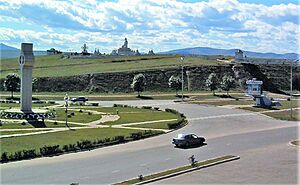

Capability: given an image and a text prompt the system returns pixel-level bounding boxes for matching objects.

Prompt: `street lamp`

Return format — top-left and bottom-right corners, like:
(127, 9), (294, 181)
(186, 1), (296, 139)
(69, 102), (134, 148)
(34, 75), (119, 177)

(64, 94), (70, 129)
(181, 56), (185, 101)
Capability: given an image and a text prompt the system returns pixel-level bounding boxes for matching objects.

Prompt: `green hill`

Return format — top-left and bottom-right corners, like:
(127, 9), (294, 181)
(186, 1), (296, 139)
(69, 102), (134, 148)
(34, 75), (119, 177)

(0, 55), (224, 78)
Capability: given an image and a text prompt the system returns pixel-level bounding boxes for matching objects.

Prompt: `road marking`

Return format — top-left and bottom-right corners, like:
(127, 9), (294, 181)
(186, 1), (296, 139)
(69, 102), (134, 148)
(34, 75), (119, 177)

(112, 170), (120, 173)
(188, 112), (257, 121)
(165, 158), (171, 161)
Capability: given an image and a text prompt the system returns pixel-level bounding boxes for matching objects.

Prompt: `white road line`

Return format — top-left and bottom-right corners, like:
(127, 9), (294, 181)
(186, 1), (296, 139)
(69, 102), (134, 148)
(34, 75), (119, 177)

(188, 112), (257, 121)
(112, 170), (120, 173)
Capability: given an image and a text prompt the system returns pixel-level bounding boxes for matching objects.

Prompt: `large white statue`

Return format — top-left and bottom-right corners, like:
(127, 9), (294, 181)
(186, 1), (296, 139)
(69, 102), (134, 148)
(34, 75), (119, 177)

(19, 43), (35, 113)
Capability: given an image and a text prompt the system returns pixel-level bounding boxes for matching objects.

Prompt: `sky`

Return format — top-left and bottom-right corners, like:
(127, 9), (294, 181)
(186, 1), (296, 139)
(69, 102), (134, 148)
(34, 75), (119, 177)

(0, 0), (299, 54)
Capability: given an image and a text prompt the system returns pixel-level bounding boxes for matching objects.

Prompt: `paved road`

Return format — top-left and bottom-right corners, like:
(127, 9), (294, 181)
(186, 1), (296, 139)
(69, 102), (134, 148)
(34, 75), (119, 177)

(1, 100), (299, 184)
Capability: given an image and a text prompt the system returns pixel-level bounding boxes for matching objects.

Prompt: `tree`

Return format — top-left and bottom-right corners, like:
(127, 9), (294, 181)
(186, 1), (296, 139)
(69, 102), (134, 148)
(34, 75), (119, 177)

(168, 75), (182, 96)
(131, 73), (146, 97)
(221, 74), (235, 95)
(205, 73), (219, 95)
(4, 74), (20, 99)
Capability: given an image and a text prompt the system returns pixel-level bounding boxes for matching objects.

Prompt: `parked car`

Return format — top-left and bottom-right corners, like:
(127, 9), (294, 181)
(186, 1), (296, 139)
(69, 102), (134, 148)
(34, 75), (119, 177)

(172, 133), (205, 147)
(71, 96), (88, 103)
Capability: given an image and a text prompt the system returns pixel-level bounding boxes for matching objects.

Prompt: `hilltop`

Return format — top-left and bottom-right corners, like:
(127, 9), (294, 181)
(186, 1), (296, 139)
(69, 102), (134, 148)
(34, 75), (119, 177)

(161, 47), (299, 59)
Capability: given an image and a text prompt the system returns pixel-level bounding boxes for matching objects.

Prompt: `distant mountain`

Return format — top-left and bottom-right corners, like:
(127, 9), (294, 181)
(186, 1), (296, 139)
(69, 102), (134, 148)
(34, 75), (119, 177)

(160, 47), (299, 59)
(0, 43), (47, 59)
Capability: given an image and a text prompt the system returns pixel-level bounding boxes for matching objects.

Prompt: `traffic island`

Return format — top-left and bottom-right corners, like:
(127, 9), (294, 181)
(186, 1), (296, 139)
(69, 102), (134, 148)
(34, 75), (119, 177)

(290, 140), (300, 147)
(114, 155), (240, 185)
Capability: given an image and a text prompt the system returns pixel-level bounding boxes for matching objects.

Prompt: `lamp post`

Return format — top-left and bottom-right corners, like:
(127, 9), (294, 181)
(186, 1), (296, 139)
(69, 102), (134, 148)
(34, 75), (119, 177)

(64, 94), (70, 129)
(181, 56), (185, 101)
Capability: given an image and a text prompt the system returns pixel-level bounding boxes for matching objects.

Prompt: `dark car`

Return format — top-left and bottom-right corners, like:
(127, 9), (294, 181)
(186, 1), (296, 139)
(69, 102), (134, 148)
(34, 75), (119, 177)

(71, 96), (88, 103)
(172, 133), (205, 147)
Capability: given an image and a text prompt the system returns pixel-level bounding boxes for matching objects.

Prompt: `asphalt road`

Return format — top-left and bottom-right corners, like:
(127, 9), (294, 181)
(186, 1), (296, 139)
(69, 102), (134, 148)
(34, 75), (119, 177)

(1, 100), (299, 184)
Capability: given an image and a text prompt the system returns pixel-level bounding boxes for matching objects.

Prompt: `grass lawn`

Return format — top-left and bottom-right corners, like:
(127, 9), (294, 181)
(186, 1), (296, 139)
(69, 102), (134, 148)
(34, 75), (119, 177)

(0, 55), (223, 78)
(0, 121), (84, 129)
(49, 109), (102, 123)
(0, 130), (51, 135)
(263, 110), (300, 121)
(0, 128), (162, 155)
(125, 119), (180, 129)
(105, 111), (180, 125)
(191, 99), (253, 106)
(240, 99), (300, 112)
(0, 103), (56, 110)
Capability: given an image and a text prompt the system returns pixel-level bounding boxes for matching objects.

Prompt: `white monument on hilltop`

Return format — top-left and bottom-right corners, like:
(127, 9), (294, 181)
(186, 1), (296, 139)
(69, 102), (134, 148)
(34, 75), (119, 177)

(19, 43), (35, 113)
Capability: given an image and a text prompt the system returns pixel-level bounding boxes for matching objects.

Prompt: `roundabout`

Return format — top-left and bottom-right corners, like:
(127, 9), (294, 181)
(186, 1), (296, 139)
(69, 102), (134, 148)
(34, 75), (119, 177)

(1, 99), (298, 184)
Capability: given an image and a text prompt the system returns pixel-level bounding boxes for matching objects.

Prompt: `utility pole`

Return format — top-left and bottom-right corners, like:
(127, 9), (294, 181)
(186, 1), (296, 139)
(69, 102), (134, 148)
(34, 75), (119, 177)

(64, 94), (70, 129)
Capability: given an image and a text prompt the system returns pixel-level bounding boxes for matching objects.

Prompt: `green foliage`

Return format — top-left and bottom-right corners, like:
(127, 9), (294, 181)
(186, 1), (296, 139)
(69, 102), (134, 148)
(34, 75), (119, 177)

(205, 73), (219, 95)
(220, 74), (235, 95)
(4, 73), (20, 98)
(131, 73), (146, 97)
(168, 75), (182, 95)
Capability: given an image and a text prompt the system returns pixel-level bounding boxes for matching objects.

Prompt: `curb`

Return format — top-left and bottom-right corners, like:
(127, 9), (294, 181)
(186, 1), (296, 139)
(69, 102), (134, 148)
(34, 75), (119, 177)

(135, 155), (240, 185)
(289, 140), (300, 148)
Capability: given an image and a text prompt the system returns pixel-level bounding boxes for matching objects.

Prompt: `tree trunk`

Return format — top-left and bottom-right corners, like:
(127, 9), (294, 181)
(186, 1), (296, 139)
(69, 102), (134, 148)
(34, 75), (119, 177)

(176, 90), (178, 96)
(138, 91), (140, 97)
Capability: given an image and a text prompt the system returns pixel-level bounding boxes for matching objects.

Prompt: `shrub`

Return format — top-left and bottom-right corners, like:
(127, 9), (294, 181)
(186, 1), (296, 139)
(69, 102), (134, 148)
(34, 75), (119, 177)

(142, 106), (152, 109)
(77, 140), (92, 149)
(21, 121), (26, 125)
(70, 112), (75, 116)
(130, 132), (143, 140)
(0, 121), (2, 126)
(22, 149), (37, 159)
(40, 145), (61, 156)
(67, 114), (72, 118)
(154, 107), (160, 111)
(54, 121), (58, 125)
(104, 138), (111, 143)
(165, 108), (180, 115)
(79, 109), (83, 113)
(88, 112), (92, 115)
(114, 136), (125, 142)
(14, 151), (23, 160)
(168, 119), (187, 129)
(1, 152), (9, 162)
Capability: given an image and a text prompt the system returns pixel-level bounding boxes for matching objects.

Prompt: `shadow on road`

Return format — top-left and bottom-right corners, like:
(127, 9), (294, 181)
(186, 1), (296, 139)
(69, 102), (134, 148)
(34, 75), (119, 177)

(175, 143), (207, 149)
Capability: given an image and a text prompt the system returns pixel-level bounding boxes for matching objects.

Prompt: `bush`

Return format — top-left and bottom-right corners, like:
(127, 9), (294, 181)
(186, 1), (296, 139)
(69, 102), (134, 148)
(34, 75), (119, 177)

(70, 112), (75, 116)
(77, 140), (92, 149)
(79, 109), (83, 113)
(54, 121), (58, 125)
(114, 136), (125, 143)
(154, 107), (160, 111)
(88, 112), (92, 115)
(21, 121), (26, 125)
(22, 149), (37, 159)
(1, 152), (9, 162)
(168, 119), (187, 129)
(130, 132), (143, 140)
(40, 145), (61, 156)
(165, 108), (180, 115)
(14, 151), (23, 160)
(142, 106), (152, 109)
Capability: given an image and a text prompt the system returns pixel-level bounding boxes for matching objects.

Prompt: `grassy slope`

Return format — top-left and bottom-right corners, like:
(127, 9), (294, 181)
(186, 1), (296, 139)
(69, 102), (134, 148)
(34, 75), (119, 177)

(0, 55), (222, 78)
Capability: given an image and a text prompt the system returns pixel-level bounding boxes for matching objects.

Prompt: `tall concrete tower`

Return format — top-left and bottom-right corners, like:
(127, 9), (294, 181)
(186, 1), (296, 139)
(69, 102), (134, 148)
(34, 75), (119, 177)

(19, 43), (35, 113)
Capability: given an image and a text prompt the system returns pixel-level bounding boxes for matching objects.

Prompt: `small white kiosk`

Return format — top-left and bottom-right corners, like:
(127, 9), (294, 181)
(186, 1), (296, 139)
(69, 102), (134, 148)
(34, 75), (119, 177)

(246, 78), (281, 108)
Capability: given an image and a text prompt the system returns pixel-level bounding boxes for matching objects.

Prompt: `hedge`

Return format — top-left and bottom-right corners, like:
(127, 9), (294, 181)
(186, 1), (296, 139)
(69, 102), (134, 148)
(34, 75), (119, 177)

(0, 130), (160, 163)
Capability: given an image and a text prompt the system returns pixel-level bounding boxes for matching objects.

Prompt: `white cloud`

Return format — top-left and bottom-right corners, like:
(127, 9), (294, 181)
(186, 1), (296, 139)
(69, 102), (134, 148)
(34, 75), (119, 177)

(0, 0), (299, 53)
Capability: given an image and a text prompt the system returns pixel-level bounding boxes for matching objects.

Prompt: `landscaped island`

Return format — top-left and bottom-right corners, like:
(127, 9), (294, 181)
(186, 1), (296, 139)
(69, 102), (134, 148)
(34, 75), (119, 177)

(0, 102), (186, 163)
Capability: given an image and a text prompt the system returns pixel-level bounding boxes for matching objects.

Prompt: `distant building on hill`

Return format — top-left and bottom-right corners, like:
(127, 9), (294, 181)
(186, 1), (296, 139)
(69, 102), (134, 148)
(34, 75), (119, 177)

(47, 48), (62, 55)
(235, 49), (244, 60)
(148, 49), (155, 55)
(111, 38), (137, 56)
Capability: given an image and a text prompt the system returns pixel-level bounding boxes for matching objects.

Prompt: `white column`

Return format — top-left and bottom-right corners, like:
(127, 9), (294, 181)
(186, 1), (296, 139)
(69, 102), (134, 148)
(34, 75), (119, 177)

(20, 66), (33, 113)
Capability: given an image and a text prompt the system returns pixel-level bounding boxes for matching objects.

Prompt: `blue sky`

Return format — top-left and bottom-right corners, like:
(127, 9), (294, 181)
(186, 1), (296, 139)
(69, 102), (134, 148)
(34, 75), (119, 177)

(0, 0), (299, 54)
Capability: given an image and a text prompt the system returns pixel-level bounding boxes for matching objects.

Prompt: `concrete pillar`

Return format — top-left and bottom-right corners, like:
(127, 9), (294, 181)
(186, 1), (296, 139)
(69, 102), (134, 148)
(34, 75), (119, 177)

(19, 43), (35, 113)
